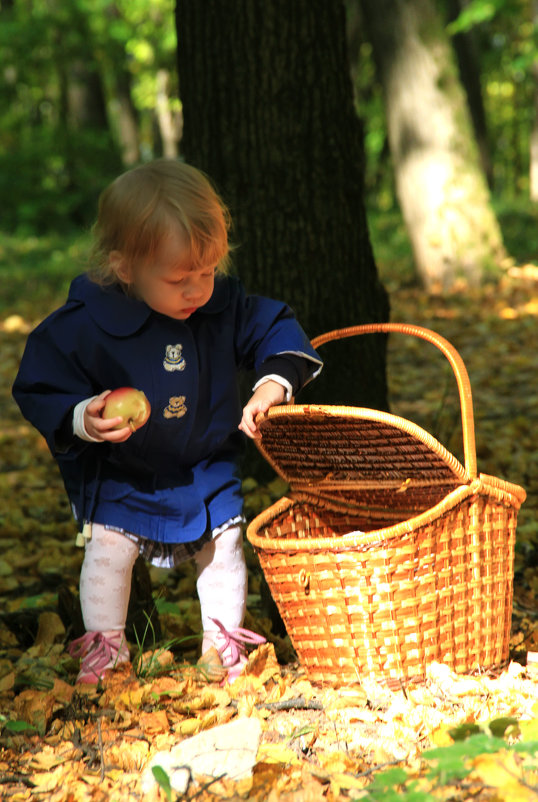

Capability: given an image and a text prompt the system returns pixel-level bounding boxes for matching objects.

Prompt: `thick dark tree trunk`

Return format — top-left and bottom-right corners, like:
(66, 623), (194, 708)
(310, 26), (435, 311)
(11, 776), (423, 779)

(175, 0), (389, 410)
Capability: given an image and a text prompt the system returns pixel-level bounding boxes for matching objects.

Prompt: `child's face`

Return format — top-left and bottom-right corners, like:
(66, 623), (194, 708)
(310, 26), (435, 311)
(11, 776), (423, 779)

(119, 226), (216, 320)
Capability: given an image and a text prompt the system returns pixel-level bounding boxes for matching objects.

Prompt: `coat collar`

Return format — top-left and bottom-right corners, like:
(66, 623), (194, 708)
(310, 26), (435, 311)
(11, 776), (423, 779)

(68, 274), (231, 336)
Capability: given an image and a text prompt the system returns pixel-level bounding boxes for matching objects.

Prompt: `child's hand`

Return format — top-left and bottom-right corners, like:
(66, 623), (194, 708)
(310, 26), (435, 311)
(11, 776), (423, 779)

(84, 390), (133, 442)
(239, 380), (286, 439)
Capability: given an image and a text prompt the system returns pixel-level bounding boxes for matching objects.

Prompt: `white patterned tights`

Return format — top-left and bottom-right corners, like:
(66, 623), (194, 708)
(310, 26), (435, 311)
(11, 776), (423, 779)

(79, 523), (248, 660)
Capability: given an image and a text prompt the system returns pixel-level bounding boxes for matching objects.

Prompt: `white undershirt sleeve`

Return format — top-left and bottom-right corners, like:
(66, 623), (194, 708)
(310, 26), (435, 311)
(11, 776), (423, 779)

(73, 397), (104, 442)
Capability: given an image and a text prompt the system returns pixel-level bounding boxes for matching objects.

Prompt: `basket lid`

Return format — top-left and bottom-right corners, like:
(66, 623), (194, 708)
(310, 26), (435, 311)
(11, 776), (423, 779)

(255, 403), (467, 508)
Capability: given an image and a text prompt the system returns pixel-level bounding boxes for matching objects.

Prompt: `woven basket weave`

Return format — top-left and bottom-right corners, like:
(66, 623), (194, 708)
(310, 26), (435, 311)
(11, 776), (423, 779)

(246, 323), (526, 686)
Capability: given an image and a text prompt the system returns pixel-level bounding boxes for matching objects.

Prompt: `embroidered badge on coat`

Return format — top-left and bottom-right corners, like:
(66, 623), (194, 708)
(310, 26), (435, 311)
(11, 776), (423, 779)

(163, 344), (186, 372)
(164, 396), (187, 419)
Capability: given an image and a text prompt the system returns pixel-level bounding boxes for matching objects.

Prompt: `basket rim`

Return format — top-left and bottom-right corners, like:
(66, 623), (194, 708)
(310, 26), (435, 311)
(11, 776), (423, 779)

(255, 402), (469, 487)
(310, 323), (478, 477)
(246, 472), (526, 552)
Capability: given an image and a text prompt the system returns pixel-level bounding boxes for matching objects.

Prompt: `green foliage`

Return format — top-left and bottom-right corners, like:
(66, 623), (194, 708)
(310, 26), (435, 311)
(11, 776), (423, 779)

(351, 0), (537, 212)
(0, 232), (87, 320)
(2, 719), (38, 734)
(363, 727), (538, 801)
(446, 0), (536, 197)
(0, 129), (121, 234)
(446, 0), (506, 33)
(449, 716), (519, 740)
(494, 198), (538, 263)
(131, 610), (196, 681)
(1, 0), (536, 238)
(424, 734), (509, 781)
(0, 0), (177, 233)
(151, 765), (174, 801)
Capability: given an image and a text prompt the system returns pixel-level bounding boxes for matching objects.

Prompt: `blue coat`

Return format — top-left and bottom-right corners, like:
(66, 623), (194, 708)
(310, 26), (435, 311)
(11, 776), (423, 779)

(13, 274), (322, 543)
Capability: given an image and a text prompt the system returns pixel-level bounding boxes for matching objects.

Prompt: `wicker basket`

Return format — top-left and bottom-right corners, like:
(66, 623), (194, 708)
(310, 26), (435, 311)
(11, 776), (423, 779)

(246, 323), (526, 686)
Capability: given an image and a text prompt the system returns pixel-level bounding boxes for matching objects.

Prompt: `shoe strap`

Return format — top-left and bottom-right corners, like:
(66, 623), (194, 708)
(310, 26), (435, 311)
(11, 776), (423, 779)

(209, 617), (266, 664)
(68, 630), (123, 661)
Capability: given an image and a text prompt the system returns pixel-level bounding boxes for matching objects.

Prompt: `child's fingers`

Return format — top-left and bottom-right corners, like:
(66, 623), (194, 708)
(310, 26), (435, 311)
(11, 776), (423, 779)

(239, 405), (264, 439)
(239, 419), (261, 439)
(101, 425), (133, 442)
(86, 390), (111, 416)
(92, 415), (133, 441)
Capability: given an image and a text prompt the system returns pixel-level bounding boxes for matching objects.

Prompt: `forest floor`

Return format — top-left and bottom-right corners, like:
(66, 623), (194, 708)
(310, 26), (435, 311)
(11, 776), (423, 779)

(0, 231), (537, 801)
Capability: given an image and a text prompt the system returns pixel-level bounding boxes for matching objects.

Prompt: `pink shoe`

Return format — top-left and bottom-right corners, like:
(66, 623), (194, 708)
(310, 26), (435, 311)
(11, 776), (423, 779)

(208, 618), (266, 683)
(68, 630), (130, 684)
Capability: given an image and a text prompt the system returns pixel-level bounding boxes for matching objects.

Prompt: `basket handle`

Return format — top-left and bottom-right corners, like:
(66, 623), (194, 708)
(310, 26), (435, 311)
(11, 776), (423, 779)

(310, 322), (477, 480)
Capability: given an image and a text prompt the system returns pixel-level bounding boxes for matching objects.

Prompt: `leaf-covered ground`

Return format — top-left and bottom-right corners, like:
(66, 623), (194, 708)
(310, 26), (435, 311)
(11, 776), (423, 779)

(0, 234), (537, 801)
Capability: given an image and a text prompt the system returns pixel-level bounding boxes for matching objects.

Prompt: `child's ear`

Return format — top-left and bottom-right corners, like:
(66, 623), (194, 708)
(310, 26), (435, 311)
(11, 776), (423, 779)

(109, 251), (131, 284)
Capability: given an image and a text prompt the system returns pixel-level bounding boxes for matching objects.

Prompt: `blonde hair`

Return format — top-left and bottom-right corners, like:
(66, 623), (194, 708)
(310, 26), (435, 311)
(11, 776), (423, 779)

(88, 159), (233, 285)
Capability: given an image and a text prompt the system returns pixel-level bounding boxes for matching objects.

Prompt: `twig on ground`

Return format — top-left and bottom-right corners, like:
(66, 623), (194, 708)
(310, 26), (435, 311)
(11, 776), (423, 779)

(97, 717), (105, 782)
(255, 696), (324, 711)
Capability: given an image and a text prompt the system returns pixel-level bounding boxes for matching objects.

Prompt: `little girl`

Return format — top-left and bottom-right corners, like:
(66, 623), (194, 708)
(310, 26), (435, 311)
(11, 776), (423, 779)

(13, 159), (322, 684)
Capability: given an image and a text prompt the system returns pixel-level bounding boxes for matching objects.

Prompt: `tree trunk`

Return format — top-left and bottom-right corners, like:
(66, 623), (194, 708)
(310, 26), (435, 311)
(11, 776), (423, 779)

(445, 0), (494, 189)
(67, 62), (109, 131)
(110, 72), (140, 166)
(360, 0), (505, 291)
(156, 69), (181, 158)
(175, 0), (389, 409)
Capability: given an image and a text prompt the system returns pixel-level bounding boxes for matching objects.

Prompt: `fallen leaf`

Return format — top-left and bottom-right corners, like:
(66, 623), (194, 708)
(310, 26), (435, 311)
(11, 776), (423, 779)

(138, 709), (169, 735)
(33, 612), (65, 647)
(470, 751), (536, 801)
(257, 743), (301, 765)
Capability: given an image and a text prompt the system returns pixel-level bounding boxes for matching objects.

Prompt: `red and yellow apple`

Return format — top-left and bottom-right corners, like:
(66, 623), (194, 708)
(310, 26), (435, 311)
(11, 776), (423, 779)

(103, 387), (151, 432)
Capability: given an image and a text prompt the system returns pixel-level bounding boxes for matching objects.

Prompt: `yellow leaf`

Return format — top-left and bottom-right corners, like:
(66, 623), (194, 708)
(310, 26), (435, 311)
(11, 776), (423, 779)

(292, 679), (316, 701)
(29, 765), (68, 793)
(321, 686), (366, 710)
(330, 772), (367, 791)
(316, 750), (357, 774)
(429, 725), (454, 747)
(204, 686), (232, 707)
(192, 686), (231, 709)
(149, 675), (188, 698)
(118, 686), (145, 708)
(106, 740), (149, 771)
(246, 642), (281, 684)
(198, 707), (235, 729)
(499, 306), (518, 319)
(257, 743), (301, 765)
(470, 751), (535, 800)
(29, 746), (69, 770)
(0, 671), (15, 692)
(523, 299), (538, 315)
(197, 646), (227, 682)
(138, 648), (175, 674)
(519, 718), (538, 741)
(175, 717), (201, 736)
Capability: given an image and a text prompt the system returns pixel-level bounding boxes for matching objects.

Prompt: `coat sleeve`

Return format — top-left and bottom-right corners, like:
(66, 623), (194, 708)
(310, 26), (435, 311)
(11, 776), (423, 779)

(233, 282), (322, 391)
(12, 308), (98, 456)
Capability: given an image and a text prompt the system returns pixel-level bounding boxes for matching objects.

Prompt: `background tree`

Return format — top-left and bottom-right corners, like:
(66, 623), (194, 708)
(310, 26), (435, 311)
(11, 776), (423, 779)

(2, 0), (537, 265)
(175, 0), (390, 410)
(359, 0), (505, 291)
(445, 0), (494, 188)
(0, 0), (180, 232)
(446, 0), (538, 204)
